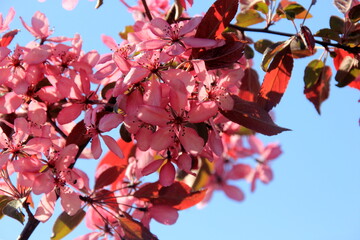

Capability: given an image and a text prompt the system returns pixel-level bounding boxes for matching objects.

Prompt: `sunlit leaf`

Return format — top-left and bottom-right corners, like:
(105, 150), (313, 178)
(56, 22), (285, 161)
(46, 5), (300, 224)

(236, 9), (264, 27)
(191, 158), (213, 191)
(239, 67), (260, 102)
(0, 29), (19, 47)
(261, 38), (292, 72)
(304, 59), (325, 88)
(119, 212), (158, 240)
(290, 36), (316, 58)
(94, 165), (126, 190)
(254, 39), (274, 54)
(0, 195), (15, 220)
(258, 46), (294, 112)
(304, 66), (332, 114)
(51, 209), (86, 240)
(97, 138), (135, 191)
(195, 0), (239, 40)
(119, 25), (134, 40)
(2, 199), (25, 224)
(315, 28), (341, 42)
(220, 95), (290, 135)
(335, 56), (360, 87)
(253, 2), (268, 14)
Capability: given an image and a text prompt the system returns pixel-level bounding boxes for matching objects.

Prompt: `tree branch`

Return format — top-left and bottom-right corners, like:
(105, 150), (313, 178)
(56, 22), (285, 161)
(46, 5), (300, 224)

(229, 24), (360, 54)
(18, 203), (40, 240)
(141, 0), (153, 21)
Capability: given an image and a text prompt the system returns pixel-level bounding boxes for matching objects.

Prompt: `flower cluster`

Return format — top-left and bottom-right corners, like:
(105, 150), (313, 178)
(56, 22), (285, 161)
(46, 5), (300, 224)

(0, 1), (283, 239)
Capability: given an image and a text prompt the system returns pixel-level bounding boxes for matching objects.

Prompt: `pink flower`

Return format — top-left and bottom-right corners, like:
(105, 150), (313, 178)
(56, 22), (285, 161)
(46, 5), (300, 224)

(138, 17), (220, 55)
(247, 135), (282, 192)
(0, 8), (15, 33)
(0, 117), (51, 168)
(85, 108), (124, 159)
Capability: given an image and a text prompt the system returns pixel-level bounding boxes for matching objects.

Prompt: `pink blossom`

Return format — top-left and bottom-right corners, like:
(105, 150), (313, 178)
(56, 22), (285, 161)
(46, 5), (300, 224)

(0, 8), (15, 33)
(138, 17), (220, 55)
(247, 135), (282, 192)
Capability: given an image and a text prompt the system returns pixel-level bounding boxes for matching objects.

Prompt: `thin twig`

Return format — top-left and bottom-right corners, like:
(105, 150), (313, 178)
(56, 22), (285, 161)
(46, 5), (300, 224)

(141, 0), (153, 21)
(230, 24), (360, 54)
(18, 203), (40, 240)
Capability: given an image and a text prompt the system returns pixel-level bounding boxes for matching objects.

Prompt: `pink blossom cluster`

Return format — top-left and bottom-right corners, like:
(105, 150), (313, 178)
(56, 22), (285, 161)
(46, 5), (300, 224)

(0, 1), (282, 239)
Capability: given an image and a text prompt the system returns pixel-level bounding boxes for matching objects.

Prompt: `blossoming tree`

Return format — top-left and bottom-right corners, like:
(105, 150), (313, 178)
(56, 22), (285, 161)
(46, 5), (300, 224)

(0, 0), (359, 239)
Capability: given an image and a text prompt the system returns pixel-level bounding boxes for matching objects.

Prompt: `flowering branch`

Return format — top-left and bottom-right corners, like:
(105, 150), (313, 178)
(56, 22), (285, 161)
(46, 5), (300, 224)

(229, 24), (360, 54)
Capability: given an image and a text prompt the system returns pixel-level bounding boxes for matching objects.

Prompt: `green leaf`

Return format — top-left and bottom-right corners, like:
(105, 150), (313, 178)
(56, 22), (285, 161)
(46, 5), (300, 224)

(0, 195), (14, 220)
(284, 3), (307, 15)
(236, 9), (264, 27)
(51, 209), (86, 240)
(349, 4), (360, 22)
(253, 2), (268, 14)
(254, 39), (274, 54)
(335, 56), (360, 87)
(304, 60), (325, 88)
(261, 38), (293, 72)
(119, 25), (134, 40)
(2, 199), (25, 224)
(315, 28), (341, 42)
(330, 15), (345, 34)
(244, 45), (254, 59)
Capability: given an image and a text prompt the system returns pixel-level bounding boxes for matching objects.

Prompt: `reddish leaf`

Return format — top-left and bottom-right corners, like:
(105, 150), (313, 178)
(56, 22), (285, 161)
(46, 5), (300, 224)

(220, 95), (290, 136)
(97, 138), (135, 190)
(118, 212), (158, 240)
(65, 120), (91, 160)
(172, 189), (206, 210)
(133, 182), (162, 200)
(134, 181), (206, 210)
(0, 29), (19, 47)
(94, 165), (126, 190)
(194, 0), (239, 40)
(257, 46), (294, 112)
(300, 26), (315, 54)
(304, 66), (332, 114)
(239, 67), (260, 102)
(196, 32), (245, 69)
(333, 48), (355, 70)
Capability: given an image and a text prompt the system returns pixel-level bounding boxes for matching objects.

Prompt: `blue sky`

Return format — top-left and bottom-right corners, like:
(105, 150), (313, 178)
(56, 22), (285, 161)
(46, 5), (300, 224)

(1, 1), (359, 240)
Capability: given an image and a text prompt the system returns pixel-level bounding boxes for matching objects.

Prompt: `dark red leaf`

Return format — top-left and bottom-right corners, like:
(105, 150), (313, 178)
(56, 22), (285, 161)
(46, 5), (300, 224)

(65, 120), (91, 161)
(304, 66), (332, 114)
(133, 182), (162, 200)
(196, 32), (245, 69)
(97, 138), (135, 191)
(94, 165), (126, 190)
(220, 95), (290, 136)
(134, 181), (206, 209)
(172, 189), (206, 210)
(194, 0), (238, 40)
(0, 29), (19, 47)
(118, 212), (158, 240)
(300, 26), (315, 54)
(239, 67), (260, 102)
(257, 46), (294, 112)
